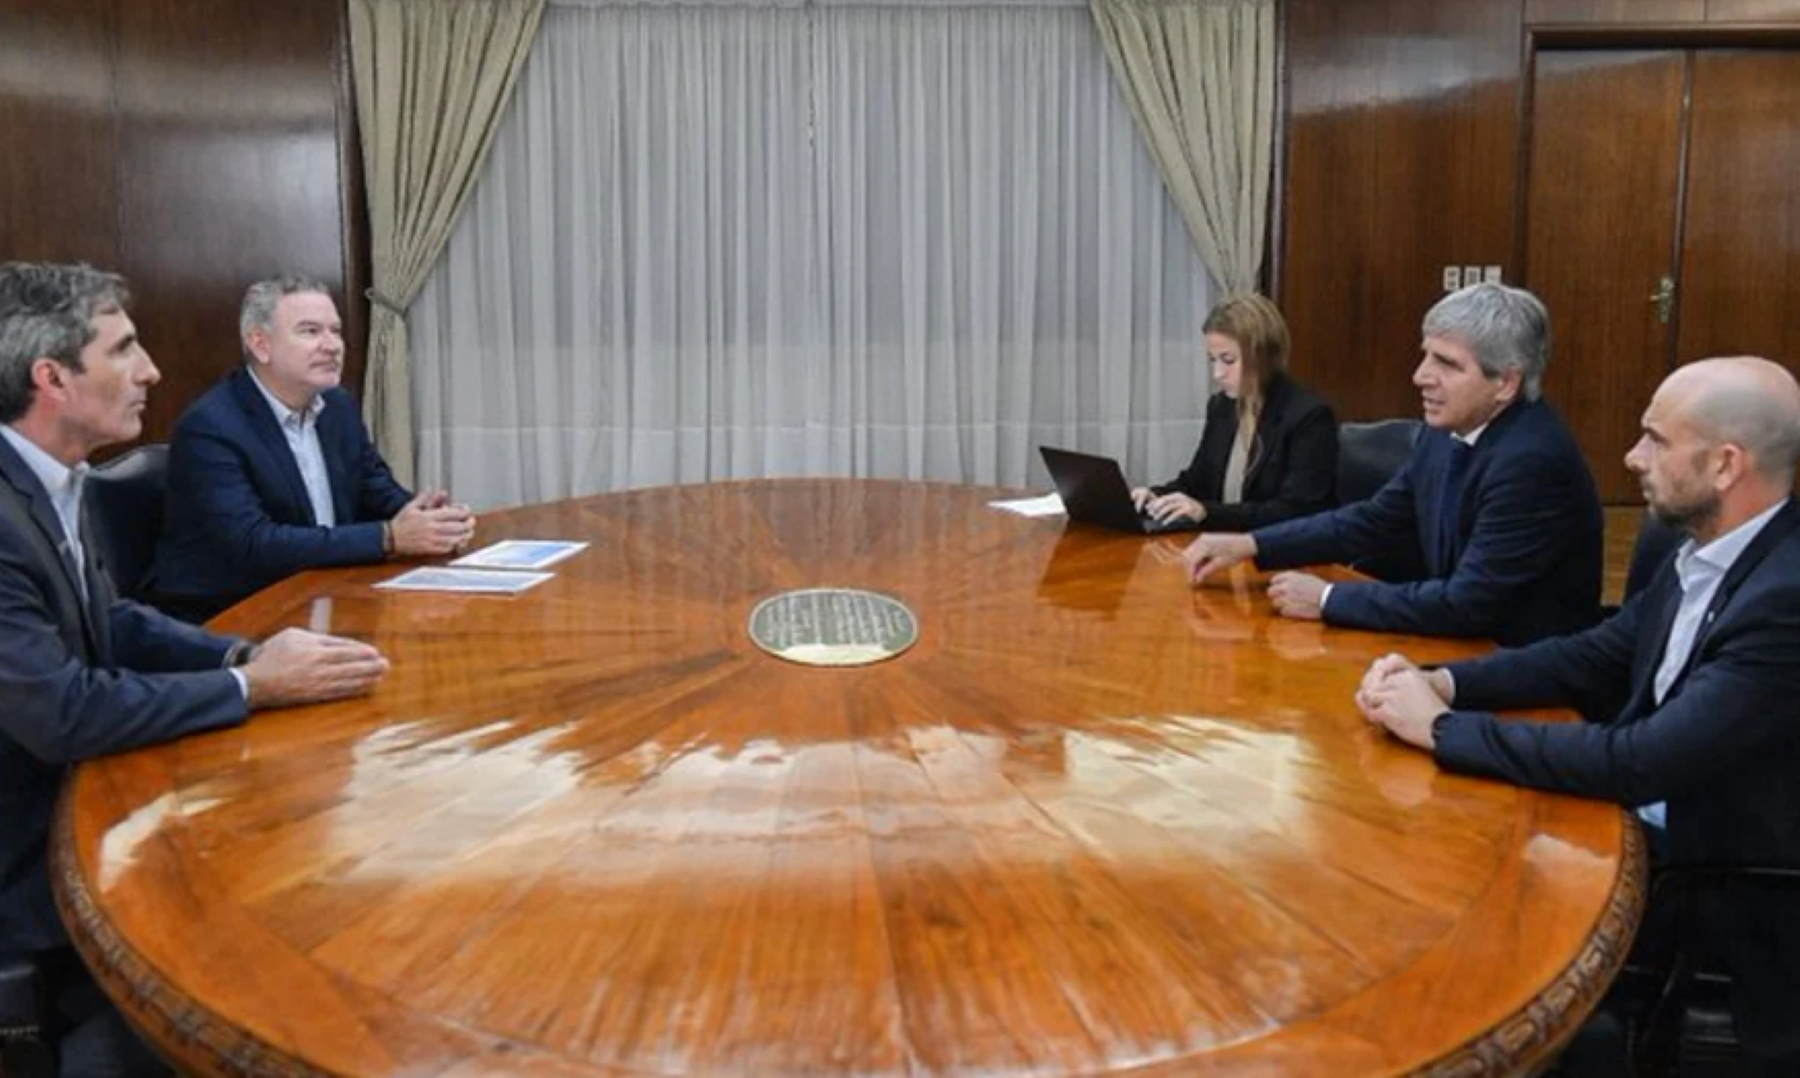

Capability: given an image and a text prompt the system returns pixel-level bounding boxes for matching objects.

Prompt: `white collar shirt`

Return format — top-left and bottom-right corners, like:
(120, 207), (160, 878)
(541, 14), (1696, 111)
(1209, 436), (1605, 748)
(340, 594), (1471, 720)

(247, 369), (335, 528)
(2, 424), (91, 600)
(1638, 499), (1783, 828)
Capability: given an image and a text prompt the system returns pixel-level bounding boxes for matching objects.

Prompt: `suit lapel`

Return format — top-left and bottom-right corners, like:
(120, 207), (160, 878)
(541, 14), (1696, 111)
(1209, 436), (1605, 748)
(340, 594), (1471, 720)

(0, 435), (104, 658)
(1456, 400), (1536, 528)
(76, 500), (115, 662)
(231, 368), (318, 524)
(1622, 567), (1685, 721)
(1666, 498), (1800, 695)
(317, 396), (355, 524)
(1241, 379), (1285, 490)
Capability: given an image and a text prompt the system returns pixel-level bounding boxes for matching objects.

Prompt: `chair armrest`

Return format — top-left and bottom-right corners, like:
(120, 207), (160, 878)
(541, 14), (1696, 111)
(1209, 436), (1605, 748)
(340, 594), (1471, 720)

(1649, 864), (1800, 900)
(0, 955), (53, 1078)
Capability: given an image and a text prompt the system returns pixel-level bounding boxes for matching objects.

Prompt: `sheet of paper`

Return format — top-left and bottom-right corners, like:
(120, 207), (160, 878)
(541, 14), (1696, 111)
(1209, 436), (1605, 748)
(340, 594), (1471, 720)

(989, 493), (1065, 518)
(374, 568), (554, 595)
(451, 539), (590, 571)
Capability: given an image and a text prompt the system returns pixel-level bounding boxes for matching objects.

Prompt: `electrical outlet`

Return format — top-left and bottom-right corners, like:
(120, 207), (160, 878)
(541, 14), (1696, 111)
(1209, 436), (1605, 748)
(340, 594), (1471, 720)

(1463, 265), (1484, 288)
(1442, 265), (1462, 291)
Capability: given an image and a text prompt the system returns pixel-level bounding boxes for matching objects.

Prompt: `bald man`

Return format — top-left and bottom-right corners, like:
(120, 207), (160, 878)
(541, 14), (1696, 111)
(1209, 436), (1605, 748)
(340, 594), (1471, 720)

(1358, 356), (1800, 1072)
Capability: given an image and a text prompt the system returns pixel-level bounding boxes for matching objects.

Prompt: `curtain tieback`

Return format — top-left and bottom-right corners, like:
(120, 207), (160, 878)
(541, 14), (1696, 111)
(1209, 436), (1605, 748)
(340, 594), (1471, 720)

(365, 288), (409, 315)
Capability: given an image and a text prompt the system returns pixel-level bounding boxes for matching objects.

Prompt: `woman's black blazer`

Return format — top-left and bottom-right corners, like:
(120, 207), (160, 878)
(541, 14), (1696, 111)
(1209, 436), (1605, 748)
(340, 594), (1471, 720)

(1150, 373), (1338, 532)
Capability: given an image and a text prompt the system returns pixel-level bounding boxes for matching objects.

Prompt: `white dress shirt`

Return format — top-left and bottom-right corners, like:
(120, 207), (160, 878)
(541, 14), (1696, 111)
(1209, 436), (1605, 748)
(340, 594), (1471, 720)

(2, 424), (90, 601)
(1637, 499), (1783, 828)
(247, 369), (335, 527)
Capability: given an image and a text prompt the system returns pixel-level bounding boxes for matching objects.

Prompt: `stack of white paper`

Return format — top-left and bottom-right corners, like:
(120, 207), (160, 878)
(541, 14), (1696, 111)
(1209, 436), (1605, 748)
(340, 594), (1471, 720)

(375, 540), (589, 595)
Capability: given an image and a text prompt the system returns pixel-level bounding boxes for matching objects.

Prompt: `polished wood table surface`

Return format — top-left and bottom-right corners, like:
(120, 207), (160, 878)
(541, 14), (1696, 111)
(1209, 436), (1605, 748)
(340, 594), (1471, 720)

(55, 480), (1644, 1078)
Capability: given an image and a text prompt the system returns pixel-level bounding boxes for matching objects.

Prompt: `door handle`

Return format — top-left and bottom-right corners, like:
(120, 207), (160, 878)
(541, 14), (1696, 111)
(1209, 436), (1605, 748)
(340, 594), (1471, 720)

(1649, 275), (1676, 325)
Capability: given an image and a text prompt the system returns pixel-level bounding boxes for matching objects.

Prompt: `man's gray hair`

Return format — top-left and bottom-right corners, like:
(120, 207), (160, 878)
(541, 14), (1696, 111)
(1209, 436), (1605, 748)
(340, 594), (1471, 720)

(0, 262), (131, 424)
(240, 274), (334, 359)
(1688, 367), (1800, 484)
(1421, 282), (1550, 402)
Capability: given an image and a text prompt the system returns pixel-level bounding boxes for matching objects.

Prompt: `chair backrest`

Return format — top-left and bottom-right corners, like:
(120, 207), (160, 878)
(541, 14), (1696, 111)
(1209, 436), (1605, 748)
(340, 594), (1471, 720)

(1625, 512), (1684, 602)
(0, 954), (52, 1077)
(1336, 418), (1422, 506)
(85, 443), (169, 601)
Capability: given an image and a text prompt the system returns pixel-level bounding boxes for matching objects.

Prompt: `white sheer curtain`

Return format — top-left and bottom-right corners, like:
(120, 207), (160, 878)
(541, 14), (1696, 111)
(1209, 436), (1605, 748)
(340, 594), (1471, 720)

(411, 0), (1212, 510)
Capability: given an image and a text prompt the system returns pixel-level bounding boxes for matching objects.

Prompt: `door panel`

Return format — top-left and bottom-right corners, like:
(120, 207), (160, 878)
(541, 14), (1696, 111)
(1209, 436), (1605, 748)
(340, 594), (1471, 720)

(1526, 51), (1686, 503)
(1525, 0), (1705, 22)
(1705, 0), (1800, 21)
(1676, 50), (1800, 378)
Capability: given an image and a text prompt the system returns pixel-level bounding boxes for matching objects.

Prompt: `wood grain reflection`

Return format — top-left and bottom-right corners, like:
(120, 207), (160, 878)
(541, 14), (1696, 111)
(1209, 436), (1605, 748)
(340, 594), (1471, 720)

(56, 481), (1642, 1077)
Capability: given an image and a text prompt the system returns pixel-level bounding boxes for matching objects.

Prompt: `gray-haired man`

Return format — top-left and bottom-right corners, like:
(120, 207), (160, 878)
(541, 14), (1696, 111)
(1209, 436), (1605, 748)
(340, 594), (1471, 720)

(151, 276), (475, 619)
(0, 262), (389, 1075)
(1182, 283), (1603, 647)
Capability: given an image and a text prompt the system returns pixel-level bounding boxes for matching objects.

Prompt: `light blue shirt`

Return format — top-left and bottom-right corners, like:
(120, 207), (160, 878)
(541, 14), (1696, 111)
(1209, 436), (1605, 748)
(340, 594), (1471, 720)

(1, 424), (89, 601)
(1638, 499), (1784, 829)
(246, 369), (335, 528)
(1, 423), (249, 700)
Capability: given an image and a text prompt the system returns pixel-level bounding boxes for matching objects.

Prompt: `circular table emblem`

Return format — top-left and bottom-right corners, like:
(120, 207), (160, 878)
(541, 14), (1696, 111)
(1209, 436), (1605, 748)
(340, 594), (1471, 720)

(748, 588), (919, 667)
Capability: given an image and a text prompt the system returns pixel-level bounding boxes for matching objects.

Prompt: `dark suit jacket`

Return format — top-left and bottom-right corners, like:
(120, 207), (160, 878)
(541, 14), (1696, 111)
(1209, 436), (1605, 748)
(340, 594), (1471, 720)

(1250, 398), (1602, 646)
(1436, 498), (1800, 1055)
(152, 367), (413, 617)
(0, 435), (247, 955)
(1150, 374), (1338, 532)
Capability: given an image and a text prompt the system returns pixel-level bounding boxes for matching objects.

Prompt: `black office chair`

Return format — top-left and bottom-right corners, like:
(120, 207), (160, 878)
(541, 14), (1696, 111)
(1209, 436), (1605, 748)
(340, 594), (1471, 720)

(0, 955), (52, 1078)
(1625, 866), (1800, 1077)
(1590, 512), (1685, 624)
(1624, 513), (1682, 606)
(84, 443), (168, 602)
(1336, 418), (1424, 581)
(1335, 418), (1422, 505)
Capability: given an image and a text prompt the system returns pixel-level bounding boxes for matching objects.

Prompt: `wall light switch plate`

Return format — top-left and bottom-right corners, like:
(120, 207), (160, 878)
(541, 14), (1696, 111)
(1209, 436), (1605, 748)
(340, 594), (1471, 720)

(1484, 265), (1503, 284)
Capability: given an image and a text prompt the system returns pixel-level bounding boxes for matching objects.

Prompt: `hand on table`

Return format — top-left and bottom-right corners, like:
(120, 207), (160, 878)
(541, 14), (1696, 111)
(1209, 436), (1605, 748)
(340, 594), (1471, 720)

(1267, 571), (1327, 621)
(243, 628), (389, 709)
(1182, 533), (1256, 585)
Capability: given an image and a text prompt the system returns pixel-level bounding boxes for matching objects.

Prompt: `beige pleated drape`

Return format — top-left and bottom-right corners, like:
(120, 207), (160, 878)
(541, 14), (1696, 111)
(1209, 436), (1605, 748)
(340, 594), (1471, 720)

(1089, 0), (1275, 293)
(348, 0), (545, 484)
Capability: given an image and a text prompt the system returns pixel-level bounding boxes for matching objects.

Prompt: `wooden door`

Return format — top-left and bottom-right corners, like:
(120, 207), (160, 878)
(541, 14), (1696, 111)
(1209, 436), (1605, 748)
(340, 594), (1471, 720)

(1525, 51), (1686, 503)
(1525, 47), (1800, 503)
(1675, 50), (1800, 375)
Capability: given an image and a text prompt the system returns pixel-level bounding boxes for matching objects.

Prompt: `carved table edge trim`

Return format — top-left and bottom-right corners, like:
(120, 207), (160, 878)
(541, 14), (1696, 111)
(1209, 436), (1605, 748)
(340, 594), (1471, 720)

(47, 776), (1652, 1078)
(51, 783), (331, 1078)
(1405, 811), (1650, 1078)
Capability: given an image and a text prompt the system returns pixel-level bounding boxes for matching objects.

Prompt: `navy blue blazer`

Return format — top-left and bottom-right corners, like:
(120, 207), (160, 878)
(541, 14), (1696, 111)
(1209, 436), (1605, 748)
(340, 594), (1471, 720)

(1436, 498), (1800, 1055)
(1251, 398), (1602, 646)
(152, 367), (413, 617)
(1149, 373), (1338, 532)
(0, 435), (246, 955)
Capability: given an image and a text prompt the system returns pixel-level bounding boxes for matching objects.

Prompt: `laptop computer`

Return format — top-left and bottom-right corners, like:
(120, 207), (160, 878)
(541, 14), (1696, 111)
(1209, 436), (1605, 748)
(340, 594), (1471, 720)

(1039, 446), (1198, 535)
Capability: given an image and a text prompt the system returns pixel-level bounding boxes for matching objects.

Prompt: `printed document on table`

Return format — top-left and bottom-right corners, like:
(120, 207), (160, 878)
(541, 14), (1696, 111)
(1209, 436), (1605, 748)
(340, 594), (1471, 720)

(989, 493), (1066, 518)
(451, 540), (589, 571)
(375, 568), (555, 595)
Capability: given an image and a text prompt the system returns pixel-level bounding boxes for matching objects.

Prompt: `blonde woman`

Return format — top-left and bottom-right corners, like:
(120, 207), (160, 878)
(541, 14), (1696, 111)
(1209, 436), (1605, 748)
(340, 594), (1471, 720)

(1132, 293), (1338, 530)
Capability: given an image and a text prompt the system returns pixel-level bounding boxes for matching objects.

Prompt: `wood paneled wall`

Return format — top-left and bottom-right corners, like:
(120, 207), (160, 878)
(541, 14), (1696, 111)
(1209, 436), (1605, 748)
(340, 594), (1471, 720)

(0, 0), (366, 450)
(8, 0), (1795, 456)
(1279, 0), (1523, 423)
(1278, 0), (1800, 425)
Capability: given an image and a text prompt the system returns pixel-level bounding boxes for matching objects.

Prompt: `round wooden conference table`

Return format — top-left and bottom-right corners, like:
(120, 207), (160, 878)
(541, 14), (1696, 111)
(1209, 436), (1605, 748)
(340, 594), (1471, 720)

(55, 480), (1644, 1078)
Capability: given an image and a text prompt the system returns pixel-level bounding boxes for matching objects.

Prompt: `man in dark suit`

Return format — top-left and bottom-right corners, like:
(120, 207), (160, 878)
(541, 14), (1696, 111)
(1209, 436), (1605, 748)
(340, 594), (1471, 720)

(0, 262), (390, 1075)
(1182, 283), (1602, 647)
(1359, 356), (1800, 1074)
(151, 275), (475, 620)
